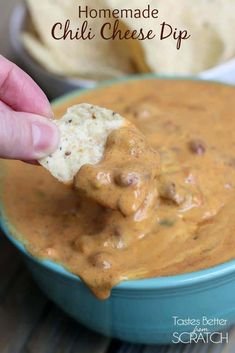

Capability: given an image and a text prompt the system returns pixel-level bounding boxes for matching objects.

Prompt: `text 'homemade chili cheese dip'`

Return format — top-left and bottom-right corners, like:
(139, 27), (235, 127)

(1, 79), (235, 299)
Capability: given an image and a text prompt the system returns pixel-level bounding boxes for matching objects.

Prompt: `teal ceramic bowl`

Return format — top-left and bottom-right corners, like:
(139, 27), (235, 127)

(1, 76), (235, 344)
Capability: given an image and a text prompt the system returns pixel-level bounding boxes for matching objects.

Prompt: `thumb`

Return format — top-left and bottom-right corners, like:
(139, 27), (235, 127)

(0, 111), (59, 160)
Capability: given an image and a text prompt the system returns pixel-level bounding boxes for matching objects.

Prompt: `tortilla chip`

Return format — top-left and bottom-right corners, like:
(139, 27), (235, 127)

(24, 0), (135, 78)
(22, 33), (65, 75)
(39, 104), (125, 183)
(107, 0), (235, 74)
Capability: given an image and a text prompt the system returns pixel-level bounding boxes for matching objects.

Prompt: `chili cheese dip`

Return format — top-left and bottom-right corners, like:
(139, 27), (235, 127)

(1, 79), (235, 299)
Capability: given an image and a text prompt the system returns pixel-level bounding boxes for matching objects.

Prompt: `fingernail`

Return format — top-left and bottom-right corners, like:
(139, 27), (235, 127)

(32, 121), (59, 158)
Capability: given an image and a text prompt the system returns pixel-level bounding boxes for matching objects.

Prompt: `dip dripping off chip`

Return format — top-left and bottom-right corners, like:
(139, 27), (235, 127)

(39, 104), (125, 183)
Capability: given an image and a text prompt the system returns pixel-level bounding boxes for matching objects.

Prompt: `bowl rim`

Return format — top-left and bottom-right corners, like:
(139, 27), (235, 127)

(2, 74), (235, 292)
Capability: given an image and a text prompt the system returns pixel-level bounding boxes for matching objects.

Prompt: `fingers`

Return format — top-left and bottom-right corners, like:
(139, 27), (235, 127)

(22, 160), (40, 165)
(0, 56), (58, 161)
(0, 56), (53, 118)
(0, 111), (59, 160)
(0, 100), (12, 112)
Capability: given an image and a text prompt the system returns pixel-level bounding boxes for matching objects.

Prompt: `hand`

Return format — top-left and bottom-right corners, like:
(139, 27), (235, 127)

(0, 56), (59, 161)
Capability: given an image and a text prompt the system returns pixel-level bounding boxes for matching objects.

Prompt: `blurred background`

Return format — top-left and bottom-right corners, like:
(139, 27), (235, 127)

(0, 0), (16, 59)
(2, 0), (235, 100)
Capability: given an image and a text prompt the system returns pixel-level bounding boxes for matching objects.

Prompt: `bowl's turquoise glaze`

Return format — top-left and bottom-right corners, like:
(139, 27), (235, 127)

(1, 76), (235, 344)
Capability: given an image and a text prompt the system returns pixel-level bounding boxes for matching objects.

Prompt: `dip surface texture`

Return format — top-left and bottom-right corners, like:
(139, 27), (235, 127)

(1, 79), (235, 299)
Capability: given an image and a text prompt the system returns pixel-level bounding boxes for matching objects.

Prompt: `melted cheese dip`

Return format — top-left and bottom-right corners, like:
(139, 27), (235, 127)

(1, 79), (235, 299)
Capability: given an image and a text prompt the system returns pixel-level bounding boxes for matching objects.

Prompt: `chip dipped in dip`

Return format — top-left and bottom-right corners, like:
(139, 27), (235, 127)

(1, 79), (235, 299)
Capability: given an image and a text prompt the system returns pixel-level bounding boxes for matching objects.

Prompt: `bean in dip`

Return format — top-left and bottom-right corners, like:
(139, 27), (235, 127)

(1, 79), (235, 299)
